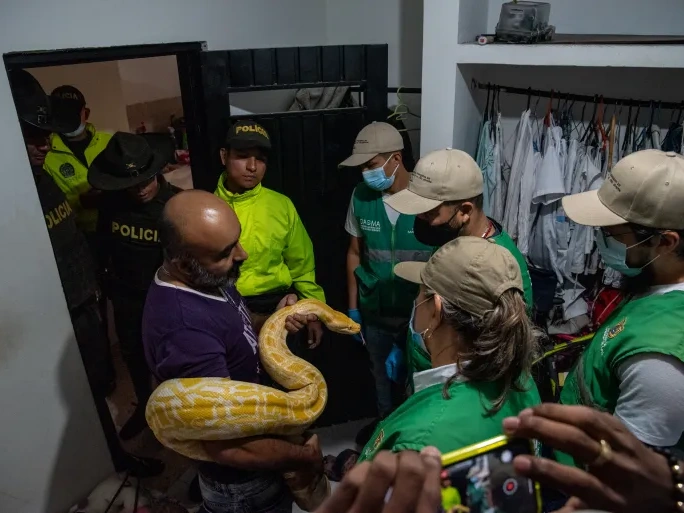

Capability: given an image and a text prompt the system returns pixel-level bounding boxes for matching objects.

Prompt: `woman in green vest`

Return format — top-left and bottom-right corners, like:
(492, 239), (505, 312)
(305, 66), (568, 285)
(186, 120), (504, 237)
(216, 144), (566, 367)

(559, 149), (684, 458)
(359, 237), (541, 462)
(384, 148), (534, 393)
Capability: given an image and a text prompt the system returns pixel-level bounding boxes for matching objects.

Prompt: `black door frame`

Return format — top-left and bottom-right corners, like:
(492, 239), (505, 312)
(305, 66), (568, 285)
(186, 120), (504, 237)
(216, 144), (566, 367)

(4, 41), (207, 190)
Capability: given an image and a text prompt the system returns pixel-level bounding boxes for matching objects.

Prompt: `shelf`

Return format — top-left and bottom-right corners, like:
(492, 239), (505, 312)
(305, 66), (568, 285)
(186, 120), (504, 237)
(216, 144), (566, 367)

(456, 43), (684, 69)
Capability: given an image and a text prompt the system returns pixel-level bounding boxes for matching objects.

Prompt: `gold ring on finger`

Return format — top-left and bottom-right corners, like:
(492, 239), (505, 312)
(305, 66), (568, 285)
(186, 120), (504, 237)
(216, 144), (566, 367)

(590, 439), (613, 467)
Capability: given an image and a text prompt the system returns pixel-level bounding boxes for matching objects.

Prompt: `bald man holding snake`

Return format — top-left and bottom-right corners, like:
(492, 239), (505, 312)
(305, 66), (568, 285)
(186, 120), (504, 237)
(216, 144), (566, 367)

(142, 190), (323, 513)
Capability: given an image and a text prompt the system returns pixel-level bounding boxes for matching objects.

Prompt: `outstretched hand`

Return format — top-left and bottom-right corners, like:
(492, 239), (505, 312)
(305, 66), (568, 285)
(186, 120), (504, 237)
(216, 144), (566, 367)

(276, 294), (321, 339)
(315, 447), (442, 513)
(503, 404), (674, 513)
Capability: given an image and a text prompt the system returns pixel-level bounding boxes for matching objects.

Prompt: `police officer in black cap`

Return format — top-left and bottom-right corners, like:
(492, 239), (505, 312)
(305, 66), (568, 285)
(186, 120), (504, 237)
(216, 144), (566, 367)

(9, 69), (163, 477)
(90, 132), (181, 440)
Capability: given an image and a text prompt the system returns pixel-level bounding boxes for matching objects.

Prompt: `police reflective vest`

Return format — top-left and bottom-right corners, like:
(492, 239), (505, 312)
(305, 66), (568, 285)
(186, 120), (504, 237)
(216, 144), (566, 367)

(352, 183), (434, 325)
(97, 177), (180, 294)
(215, 178), (325, 302)
(560, 291), (684, 458)
(358, 367), (541, 462)
(405, 220), (534, 393)
(44, 123), (112, 233)
(33, 167), (98, 310)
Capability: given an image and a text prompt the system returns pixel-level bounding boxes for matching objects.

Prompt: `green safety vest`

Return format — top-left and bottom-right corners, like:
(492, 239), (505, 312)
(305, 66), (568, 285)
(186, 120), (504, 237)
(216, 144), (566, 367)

(358, 372), (541, 462)
(560, 290), (684, 461)
(352, 184), (434, 325)
(44, 124), (111, 233)
(405, 221), (534, 393)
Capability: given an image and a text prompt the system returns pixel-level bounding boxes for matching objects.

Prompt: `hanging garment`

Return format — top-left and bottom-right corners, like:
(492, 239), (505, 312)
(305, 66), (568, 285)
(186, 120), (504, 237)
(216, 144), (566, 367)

(490, 113), (505, 221)
(503, 110), (533, 241)
(558, 279), (590, 326)
(564, 139), (579, 195)
(662, 122), (683, 153)
(585, 148), (604, 275)
(555, 136), (571, 274)
(603, 267), (623, 288)
(476, 119), (495, 217)
(528, 124), (566, 285)
(651, 125), (662, 149)
(565, 145), (602, 276)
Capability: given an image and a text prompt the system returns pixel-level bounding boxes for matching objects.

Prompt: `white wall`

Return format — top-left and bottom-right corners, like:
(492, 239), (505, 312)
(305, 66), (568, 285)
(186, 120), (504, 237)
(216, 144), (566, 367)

(487, 0), (684, 35)
(118, 56), (181, 106)
(325, 0), (424, 156)
(0, 1), (326, 512)
(31, 61), (130, 133)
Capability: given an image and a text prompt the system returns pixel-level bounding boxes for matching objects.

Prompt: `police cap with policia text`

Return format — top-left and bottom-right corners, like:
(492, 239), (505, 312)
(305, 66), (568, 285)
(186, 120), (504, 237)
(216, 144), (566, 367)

(88, 132), (166, 191)
(8, 69), (81, 134)
(339, 121), (404, 168)
(394, 236), (523, 318)
(51, 85), (86, 114)
(225, 119), (271, 151)
(563, 149), (684, 229)
(385, 148), (484, 215)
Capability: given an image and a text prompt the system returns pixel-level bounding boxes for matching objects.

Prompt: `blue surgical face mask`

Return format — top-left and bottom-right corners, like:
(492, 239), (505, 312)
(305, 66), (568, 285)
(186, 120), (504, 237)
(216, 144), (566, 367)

(362, 154), (399, 191)
(409, 297), (431, 354)
(596, 230), (658, 277)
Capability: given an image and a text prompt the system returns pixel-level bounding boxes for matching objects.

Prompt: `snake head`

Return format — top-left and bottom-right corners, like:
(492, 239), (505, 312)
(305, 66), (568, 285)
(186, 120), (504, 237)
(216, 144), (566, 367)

(335, 320), (361, 336)
(327, 314), (361, 336)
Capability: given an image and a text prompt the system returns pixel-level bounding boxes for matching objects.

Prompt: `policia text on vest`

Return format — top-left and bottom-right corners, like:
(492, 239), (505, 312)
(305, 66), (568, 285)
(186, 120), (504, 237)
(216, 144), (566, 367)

(111, 222), (159, 243)
(45, 199), (73, 229)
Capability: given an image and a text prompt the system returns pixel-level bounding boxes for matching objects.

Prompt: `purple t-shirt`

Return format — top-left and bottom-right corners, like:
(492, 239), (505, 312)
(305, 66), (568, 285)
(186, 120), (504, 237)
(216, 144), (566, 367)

(142, 274), (261, 384)
(143, 273), (268, 484)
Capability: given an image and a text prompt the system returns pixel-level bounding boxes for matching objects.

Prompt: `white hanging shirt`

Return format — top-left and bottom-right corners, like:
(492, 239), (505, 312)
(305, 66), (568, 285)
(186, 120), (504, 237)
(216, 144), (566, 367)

(490, 113), (506, 222)
(503, 110), (533, 240)
(476, 119), (495, 217)
(528, 125), (566, 284)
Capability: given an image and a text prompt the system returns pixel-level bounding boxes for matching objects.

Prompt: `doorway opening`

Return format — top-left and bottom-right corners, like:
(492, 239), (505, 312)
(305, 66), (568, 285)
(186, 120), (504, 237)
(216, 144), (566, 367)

(4, 41), (204, 494)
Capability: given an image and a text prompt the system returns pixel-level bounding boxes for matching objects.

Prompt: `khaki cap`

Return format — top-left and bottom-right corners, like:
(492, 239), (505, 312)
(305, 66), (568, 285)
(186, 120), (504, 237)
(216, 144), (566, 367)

(394, 237), (523, 317)
(339, 122), (404, 168)
(563, 149), (684, 229)
(385, 148), (484, 215)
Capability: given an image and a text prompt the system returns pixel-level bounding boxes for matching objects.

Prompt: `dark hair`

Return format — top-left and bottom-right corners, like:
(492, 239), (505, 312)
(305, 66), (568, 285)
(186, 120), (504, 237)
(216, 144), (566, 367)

(445, 194), (484, 210)
(430, 289), (539, 415)
(629, 223), (684, 259)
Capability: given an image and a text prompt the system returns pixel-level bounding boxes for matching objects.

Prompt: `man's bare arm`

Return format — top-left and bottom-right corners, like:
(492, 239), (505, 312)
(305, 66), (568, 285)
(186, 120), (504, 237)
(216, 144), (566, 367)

(202, 435), (321, 471)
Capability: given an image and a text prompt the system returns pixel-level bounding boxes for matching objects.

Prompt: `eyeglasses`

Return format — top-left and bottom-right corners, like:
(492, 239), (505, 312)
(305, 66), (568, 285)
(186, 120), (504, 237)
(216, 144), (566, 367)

(600, 228), (633, 239)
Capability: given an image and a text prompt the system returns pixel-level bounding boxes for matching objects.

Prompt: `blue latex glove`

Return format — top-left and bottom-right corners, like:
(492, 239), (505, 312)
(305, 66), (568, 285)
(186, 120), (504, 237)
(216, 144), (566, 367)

(348, 309), (363, 342)
(385, 345), (406, 384)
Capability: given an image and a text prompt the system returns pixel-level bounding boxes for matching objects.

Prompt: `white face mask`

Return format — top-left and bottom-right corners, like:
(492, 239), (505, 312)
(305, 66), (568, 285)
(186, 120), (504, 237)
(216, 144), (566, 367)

(63, 122), (86, 138)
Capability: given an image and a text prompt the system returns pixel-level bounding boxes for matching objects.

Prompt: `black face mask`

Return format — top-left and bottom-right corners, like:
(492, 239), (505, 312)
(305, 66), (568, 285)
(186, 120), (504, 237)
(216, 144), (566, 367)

(413, 215), (460, 247)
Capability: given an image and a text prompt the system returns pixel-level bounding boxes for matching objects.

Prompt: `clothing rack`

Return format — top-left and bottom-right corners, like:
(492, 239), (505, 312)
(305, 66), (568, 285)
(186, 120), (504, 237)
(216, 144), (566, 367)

(471, 79), (684, 111)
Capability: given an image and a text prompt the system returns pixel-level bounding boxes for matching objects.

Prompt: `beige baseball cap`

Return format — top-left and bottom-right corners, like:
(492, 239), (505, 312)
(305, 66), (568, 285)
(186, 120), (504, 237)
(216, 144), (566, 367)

(563, 149), (684, 229)
(394, 237), (523, 317)
(339, 121), (404, 168)
(385, 148), (484, 215)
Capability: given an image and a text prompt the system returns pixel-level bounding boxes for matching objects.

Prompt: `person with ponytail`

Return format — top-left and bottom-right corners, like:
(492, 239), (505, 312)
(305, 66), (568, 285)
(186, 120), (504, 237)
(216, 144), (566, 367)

(358, 237), (541, 462)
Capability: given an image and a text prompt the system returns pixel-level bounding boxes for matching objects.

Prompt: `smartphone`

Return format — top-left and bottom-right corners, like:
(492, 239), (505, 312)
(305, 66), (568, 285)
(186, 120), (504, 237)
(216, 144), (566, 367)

(439, 435), (541, 513)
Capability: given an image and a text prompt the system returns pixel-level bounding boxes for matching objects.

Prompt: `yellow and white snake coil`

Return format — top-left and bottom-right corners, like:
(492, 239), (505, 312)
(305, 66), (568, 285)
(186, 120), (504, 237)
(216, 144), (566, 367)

(145, 299), (361, 462)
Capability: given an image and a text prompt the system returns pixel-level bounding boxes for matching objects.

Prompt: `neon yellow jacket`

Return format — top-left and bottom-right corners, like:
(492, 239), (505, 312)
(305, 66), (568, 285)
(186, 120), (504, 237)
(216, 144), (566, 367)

(215, 177), (325, 302)
(44, 123), (111, 233)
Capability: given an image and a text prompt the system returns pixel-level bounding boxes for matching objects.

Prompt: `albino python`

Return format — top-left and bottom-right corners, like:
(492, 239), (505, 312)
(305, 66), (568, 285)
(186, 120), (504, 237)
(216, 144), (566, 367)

(145, 299), (360, 462)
